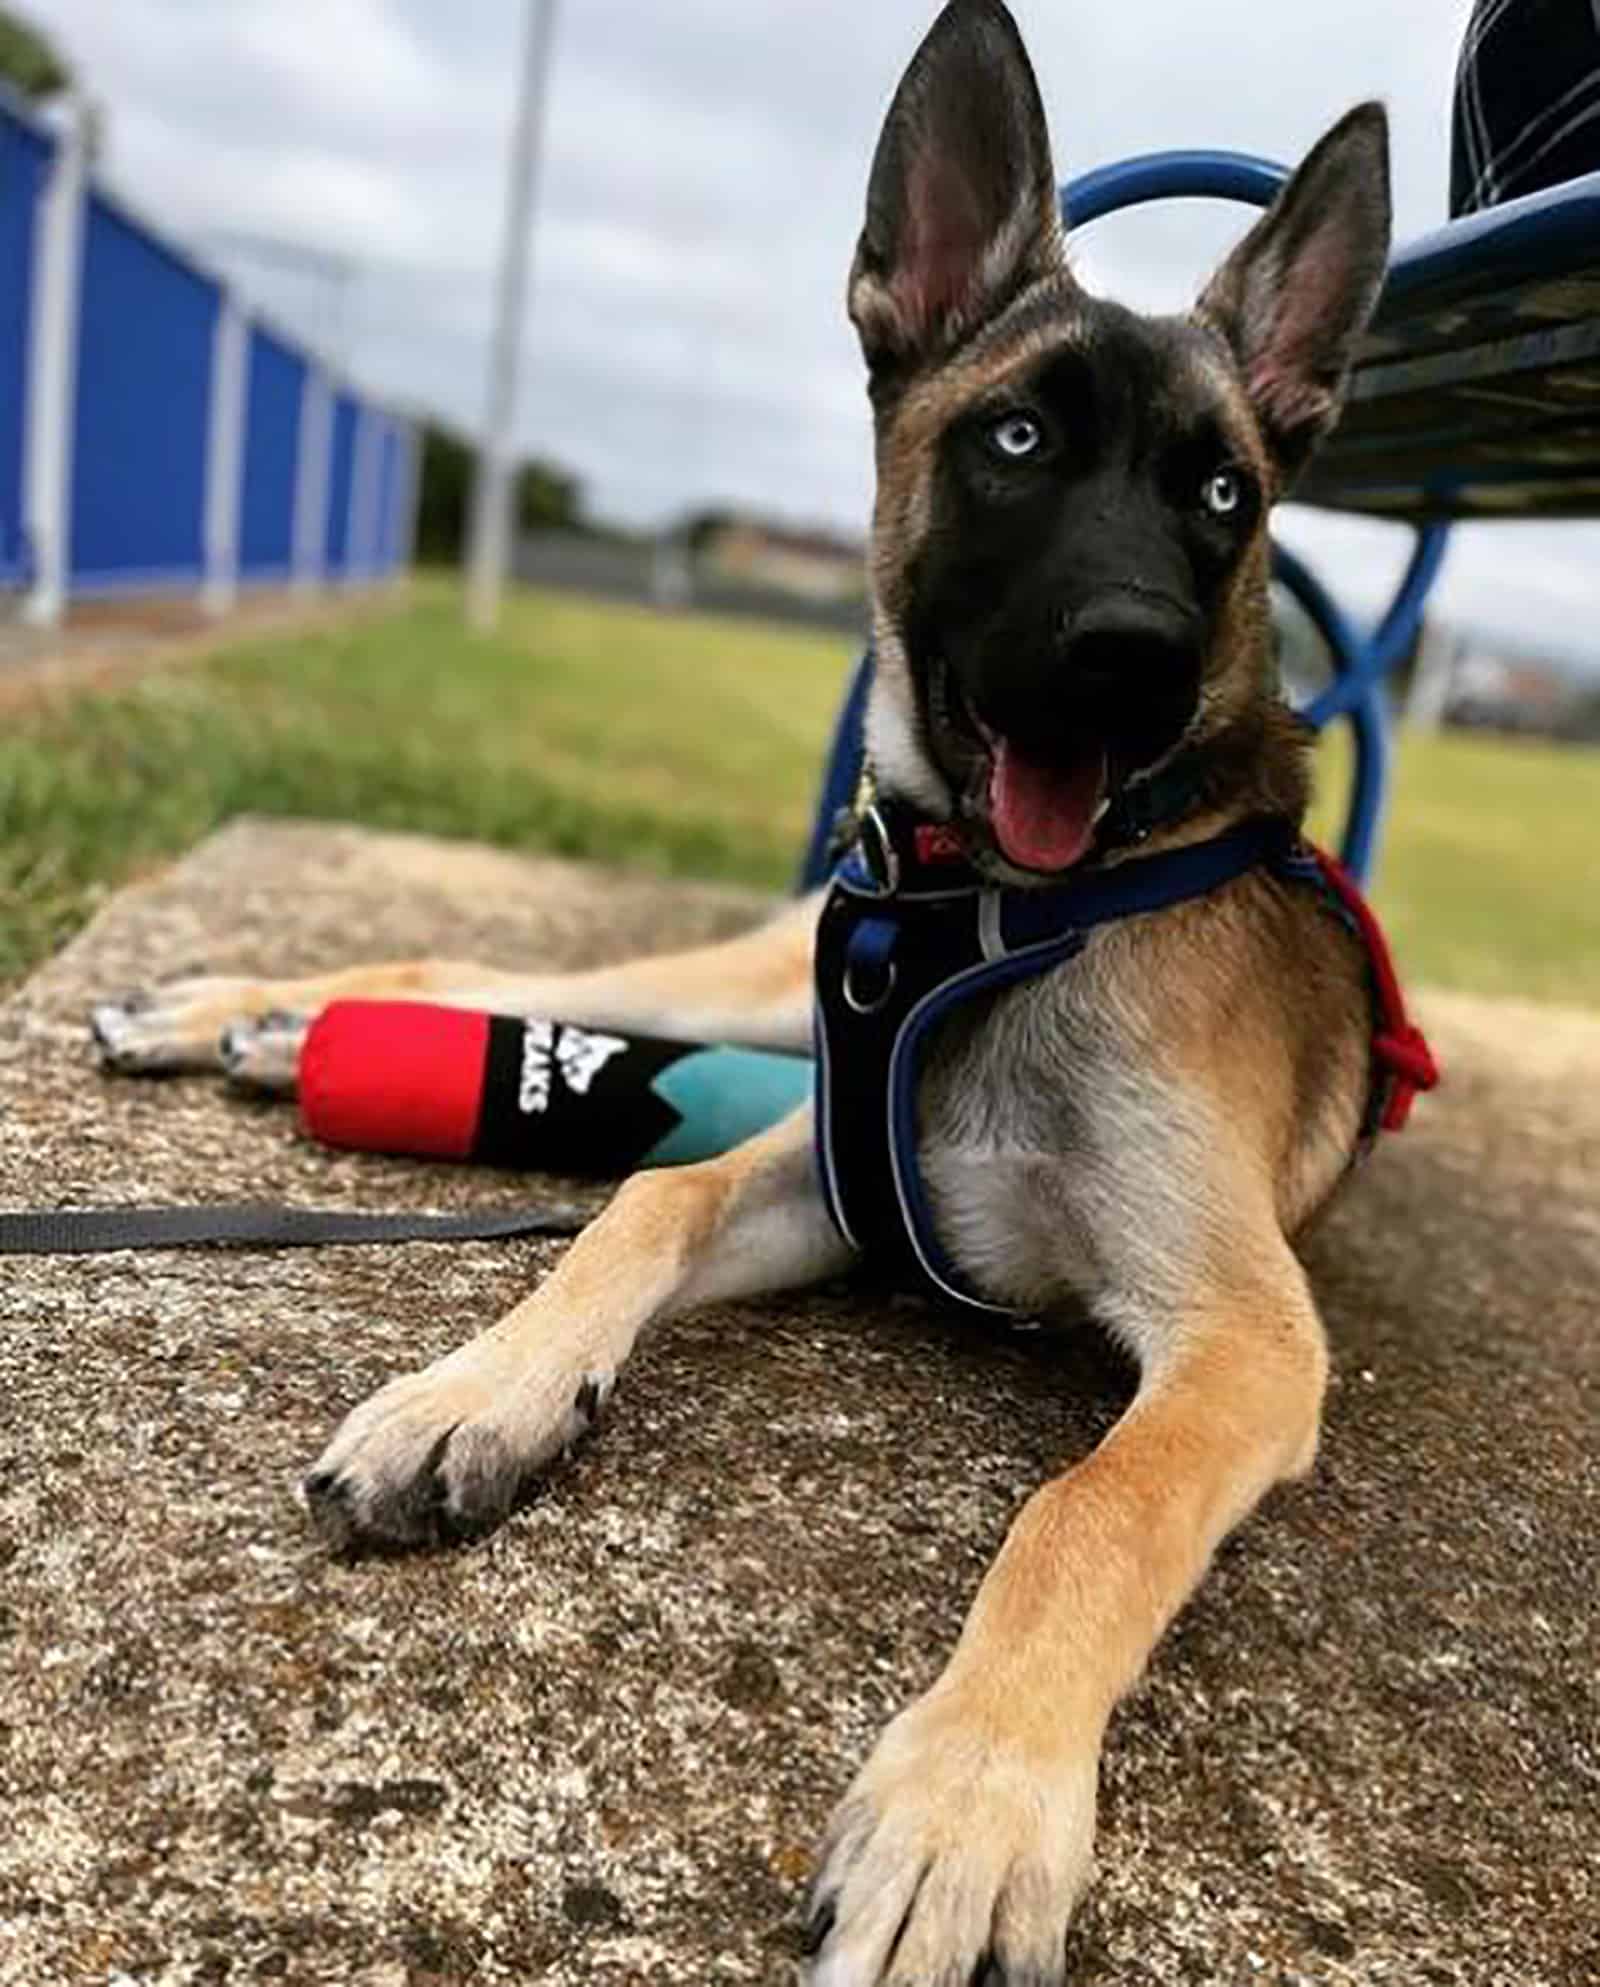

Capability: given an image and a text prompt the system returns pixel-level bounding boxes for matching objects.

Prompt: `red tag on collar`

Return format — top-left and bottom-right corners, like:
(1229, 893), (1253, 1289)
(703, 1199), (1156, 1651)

(913, 824), (966, 866)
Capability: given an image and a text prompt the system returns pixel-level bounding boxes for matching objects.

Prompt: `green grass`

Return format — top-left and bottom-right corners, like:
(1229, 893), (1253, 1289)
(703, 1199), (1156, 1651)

(3, 575), (1597, 1005)
(1310, 725), (1600, 1008)
(0, 578), (852, 988)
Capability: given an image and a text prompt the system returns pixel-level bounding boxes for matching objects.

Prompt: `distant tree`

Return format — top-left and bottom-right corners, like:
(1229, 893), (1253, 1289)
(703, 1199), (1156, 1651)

(682, 508), (735, 556)
(517, 457), (582, 534)
(414, 427), (473, 564)
(1568, 683), (1600, 743)
(414, 422), (587, 565)
(0, 7), (70, 99)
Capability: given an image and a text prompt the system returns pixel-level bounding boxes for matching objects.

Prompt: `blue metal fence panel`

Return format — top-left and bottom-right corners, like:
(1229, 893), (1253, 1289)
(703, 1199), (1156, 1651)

(238, 324), (305, 581)
(323, 389), (358, 575)
(70, 190), (219, 588)
(5, 94), (408, 607)
(0, 101), (50, 587)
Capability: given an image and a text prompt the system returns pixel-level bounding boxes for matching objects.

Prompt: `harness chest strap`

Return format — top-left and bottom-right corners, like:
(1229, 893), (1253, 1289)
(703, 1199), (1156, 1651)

(812, 812), (1439, 1317)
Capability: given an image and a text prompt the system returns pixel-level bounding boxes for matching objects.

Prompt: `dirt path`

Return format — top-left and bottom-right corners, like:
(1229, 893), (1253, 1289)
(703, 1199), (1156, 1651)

(0, 587), (405, 715)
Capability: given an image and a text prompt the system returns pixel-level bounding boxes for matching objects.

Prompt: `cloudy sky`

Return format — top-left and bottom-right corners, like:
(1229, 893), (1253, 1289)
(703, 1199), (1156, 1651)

(33, 0), (1600, 664)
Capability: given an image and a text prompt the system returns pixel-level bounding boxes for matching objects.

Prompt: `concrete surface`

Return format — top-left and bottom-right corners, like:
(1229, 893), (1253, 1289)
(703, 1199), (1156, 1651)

(0, 818), (1595, 1987)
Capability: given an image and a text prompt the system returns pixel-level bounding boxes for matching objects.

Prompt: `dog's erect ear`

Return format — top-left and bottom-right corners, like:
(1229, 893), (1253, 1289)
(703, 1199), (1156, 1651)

(1197, 102), (1391, 483)
(849, 0), (1065, 377)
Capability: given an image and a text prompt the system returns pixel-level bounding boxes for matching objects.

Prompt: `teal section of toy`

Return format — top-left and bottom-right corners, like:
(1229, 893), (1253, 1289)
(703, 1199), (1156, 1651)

(644, 1046), (813, 1167)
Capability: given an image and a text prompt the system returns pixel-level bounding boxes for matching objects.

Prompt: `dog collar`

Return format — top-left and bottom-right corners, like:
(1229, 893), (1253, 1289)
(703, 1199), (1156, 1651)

(842, 744), (1220, 896)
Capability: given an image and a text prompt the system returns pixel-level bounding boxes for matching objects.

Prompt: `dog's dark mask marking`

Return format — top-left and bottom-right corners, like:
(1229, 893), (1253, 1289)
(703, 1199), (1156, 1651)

(904, 307), (1266, 837)
(849, 0), (1391, 875)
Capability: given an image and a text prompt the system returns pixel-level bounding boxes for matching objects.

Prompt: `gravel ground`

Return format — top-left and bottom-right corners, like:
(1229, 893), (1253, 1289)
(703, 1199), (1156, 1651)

(0, 818), (1594, 1987)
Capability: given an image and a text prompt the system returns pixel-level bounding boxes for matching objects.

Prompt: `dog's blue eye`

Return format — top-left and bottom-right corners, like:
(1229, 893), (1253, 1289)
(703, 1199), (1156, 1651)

(989, 413), (1044, 460)
(1202, 468), (1243, 517)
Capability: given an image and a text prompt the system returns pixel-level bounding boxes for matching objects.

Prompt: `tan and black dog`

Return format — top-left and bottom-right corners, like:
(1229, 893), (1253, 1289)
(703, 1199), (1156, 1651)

(93, 3), (1403, 1978)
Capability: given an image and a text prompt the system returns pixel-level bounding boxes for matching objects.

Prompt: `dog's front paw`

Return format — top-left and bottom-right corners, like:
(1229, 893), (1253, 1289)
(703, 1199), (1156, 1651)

(805, 1686), (1099, 1986)
(220, 1009), (310, 1094)
(301, 1340), (614, 1553)
(90, 976), (277, 1075)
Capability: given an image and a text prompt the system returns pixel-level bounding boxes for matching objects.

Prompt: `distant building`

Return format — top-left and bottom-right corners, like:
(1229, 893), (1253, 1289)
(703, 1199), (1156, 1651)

(696, 517), (866, 605)
(1417, 627), (1596, 740)
(1275, 586), (1600, 743)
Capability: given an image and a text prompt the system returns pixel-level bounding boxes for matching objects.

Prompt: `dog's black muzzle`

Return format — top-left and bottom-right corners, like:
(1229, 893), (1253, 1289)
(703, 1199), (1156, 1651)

(955, 590), (1205, 778)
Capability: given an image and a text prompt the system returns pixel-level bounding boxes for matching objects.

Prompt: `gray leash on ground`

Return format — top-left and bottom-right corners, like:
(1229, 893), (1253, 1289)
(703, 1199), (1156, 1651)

(0, 1202), (590, 1255)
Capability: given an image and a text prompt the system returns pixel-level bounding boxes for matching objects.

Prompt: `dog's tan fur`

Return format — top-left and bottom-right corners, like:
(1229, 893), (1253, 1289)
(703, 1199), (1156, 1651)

(91, 5), (1402, 1976)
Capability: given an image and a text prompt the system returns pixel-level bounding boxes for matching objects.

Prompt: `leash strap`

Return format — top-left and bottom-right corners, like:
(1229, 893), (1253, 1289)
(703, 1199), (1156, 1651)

(0, 1201), (590, 1257)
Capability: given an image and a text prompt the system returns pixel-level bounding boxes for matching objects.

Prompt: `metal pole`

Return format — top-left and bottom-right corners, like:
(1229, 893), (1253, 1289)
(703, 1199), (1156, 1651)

(201, 295), (248, 616)
(466, 0), (558, 632)
(21, 91), (90, 630)
(291, 364), (333, 597)
(401, 417), (425, 580)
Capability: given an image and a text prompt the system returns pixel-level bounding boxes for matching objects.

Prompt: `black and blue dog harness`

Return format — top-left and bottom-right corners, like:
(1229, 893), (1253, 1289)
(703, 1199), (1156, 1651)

(812, 804), (1438, 1317)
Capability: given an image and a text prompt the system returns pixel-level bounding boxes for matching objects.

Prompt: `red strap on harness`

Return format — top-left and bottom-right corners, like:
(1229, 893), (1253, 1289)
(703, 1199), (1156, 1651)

(1310, 850), (1441, 1132)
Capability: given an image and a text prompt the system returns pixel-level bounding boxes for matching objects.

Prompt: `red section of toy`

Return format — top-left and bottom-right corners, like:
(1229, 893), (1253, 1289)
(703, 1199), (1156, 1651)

(299, 1001), (491, 1160)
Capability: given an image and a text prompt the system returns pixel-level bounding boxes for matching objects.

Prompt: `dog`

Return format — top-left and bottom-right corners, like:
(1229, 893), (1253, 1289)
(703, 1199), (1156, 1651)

(91, 3), (1400, 1978)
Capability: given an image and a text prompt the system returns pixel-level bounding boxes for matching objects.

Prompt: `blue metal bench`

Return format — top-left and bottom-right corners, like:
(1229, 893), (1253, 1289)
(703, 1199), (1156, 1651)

(802, 157), (1600, 889)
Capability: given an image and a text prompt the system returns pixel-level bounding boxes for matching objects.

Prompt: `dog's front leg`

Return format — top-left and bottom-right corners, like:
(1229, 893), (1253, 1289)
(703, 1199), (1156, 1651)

(303, 1106), (849, 1550)
(806, 1228), (1328, 1986)
(92, 892), (820, 1081)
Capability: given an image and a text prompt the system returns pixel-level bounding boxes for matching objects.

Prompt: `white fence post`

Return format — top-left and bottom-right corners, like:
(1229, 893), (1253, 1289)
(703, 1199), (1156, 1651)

(201, 297), (247, 615)
(21, 93), (90, 630)
(347, 403), (384, 583)
(291, 364), (332, 596)
(395, 417), (421, 580)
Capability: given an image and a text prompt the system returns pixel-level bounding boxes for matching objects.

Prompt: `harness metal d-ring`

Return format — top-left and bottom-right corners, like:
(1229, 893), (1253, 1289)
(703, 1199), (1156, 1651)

(856, 804), (900, 897)
(844, 956), (898, 1016)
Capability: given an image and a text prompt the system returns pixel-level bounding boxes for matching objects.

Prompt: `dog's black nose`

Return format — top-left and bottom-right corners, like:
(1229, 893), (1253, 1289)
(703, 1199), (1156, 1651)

(1059, 595), (1202, 686)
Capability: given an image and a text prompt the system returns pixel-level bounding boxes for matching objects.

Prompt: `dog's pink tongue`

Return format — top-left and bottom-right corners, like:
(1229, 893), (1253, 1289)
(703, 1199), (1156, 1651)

(989, 740), (1104, 873)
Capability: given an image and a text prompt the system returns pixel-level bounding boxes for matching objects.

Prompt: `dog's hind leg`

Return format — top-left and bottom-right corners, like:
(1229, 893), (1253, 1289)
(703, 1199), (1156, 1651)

(301, 1104), (848, 1551)
(91, 892), (821, 1084)
(803, 1215), (1329, 1985)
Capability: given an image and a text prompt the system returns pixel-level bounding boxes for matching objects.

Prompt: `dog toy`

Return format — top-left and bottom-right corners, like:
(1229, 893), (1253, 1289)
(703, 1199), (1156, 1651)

(297, 1001), (810, 1176)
